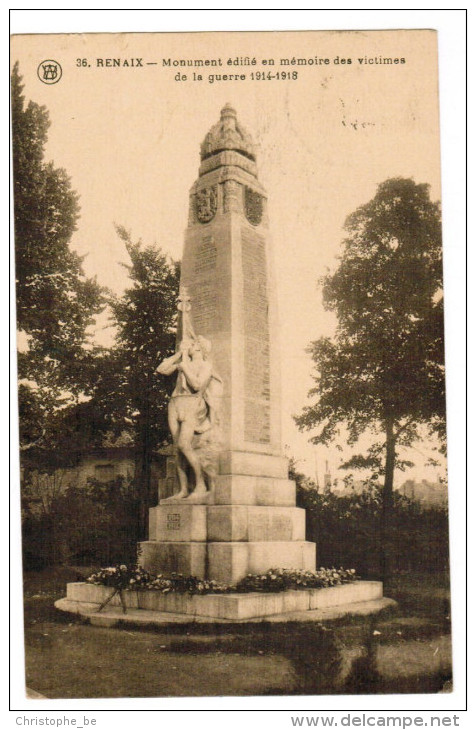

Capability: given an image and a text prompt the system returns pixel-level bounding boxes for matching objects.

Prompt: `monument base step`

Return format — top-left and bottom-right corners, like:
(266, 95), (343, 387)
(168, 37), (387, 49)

(158, 474), (296, 507)
(149, 503), (305, 542)
(55, 596), (396, 626)
(138, 539), (316, 583)
(219, 451), (289, 479)
(213, 474), (296, 506)
(61, 581), (384, 620)
(158, 454), (295, 504)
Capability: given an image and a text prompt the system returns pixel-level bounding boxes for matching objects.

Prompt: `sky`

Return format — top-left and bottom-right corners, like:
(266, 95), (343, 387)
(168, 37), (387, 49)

(12, 29), (445, 485)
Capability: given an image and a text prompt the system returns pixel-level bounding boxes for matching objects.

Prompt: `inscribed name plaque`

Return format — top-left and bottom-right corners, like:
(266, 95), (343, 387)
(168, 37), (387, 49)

(166, 513), (181, 531)
(149, 505), (207, 542)
(192, 282), (217, 334)
(188, 236), (219, 333)
(194, 236), (217, 275)
(242, 227), (271, 443)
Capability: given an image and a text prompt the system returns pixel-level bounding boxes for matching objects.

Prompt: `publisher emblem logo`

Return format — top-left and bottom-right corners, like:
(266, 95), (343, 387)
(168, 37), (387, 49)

(37, 60), (62, 84)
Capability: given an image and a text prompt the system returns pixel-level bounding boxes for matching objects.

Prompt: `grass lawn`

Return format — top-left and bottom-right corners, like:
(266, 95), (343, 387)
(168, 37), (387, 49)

(23, 567), (452, 698)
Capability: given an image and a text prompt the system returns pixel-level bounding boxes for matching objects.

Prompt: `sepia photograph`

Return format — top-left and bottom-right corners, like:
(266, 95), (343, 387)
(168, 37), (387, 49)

(10, 18), (464, 709)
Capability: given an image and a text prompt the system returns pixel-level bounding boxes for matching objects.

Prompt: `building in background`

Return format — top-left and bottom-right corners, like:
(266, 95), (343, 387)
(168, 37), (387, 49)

(398, 478), (448, 508)
(20, 432), (167, 517)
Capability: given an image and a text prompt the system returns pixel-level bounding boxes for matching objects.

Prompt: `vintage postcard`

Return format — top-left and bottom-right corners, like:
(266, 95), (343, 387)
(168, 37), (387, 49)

(12, 29), (452, 702)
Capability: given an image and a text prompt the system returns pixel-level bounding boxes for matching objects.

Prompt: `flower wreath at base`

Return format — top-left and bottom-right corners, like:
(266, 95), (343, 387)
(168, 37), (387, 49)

(86, 565), (358, 613)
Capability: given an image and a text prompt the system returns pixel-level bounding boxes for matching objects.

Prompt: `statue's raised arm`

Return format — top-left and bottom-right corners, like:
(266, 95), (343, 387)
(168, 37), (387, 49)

(156, 349), (181, 377)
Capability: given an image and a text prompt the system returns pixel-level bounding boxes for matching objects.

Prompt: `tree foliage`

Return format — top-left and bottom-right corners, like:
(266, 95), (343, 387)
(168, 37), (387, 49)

(13, 62), (181, 550)
(94, 226), (180, 443)
(91, 227), (180, 536)
(295, 178), (445, 581)
(12, 62), (105, 449)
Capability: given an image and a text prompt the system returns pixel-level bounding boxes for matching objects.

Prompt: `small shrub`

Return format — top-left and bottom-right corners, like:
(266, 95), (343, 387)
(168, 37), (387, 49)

(21, 476), (140, 569)
(296, 482), (449, 576)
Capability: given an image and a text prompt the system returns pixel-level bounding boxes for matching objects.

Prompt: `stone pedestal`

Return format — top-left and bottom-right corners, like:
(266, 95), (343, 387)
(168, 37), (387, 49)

(59, 580), (388, 621)
(139, 541), (207, 577)
(207, 541), (315, 584)
(139, 471), (316, 583)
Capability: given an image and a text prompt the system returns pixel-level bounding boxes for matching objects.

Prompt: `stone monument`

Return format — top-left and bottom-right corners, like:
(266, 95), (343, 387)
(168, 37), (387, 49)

(57, 105), (389, 624)
(139, 104), (316, 584)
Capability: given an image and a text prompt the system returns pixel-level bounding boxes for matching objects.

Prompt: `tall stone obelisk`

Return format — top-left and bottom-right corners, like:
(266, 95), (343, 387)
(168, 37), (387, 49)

(140, 105), (315, 583)
(183, 103), (282, 470)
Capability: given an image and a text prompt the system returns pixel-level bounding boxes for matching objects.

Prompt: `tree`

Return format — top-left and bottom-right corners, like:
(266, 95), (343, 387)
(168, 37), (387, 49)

(12, 62), (104, 450)
(93, 227), (180, 538)
(295, 178), (445, 583)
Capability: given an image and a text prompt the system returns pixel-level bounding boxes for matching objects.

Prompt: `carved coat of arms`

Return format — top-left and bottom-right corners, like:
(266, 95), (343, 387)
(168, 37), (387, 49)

(244, 187), (263, 226)
(196, 186), (218, 223)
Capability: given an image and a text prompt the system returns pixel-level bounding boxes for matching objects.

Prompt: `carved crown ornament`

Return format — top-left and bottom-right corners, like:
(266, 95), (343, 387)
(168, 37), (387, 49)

(200, 104), (256, 162)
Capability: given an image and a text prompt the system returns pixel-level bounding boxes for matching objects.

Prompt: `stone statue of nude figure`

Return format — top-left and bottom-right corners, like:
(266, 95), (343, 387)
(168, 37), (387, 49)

(157, 331), (223, 500)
